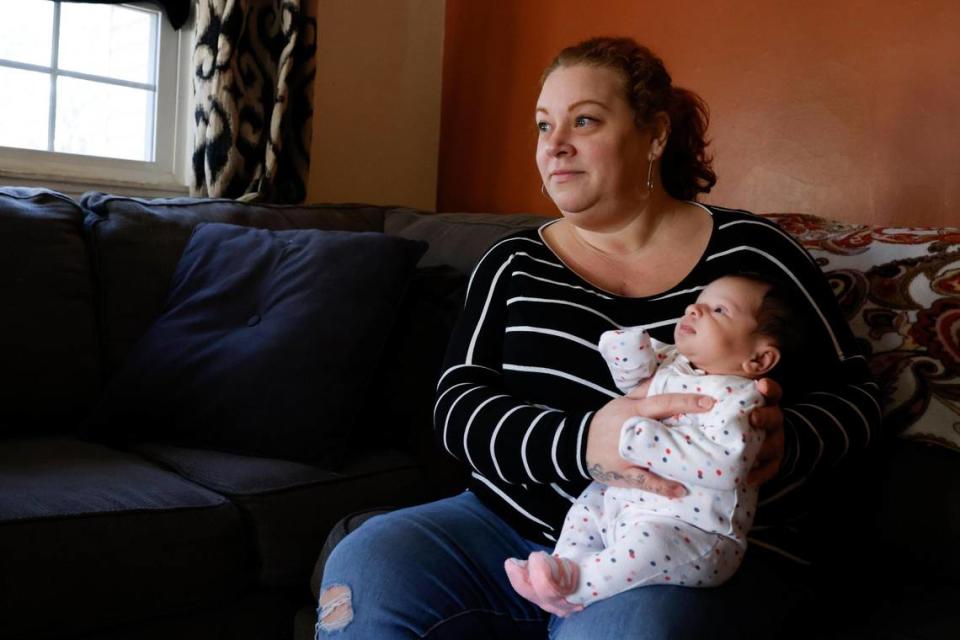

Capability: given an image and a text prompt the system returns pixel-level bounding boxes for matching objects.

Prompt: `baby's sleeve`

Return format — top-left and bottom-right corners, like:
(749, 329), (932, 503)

(598, 327), (658, 395)
(618, 379), (765, 491)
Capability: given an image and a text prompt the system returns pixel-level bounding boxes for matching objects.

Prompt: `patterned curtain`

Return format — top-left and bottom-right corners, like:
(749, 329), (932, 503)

(192, 0), (316, 203)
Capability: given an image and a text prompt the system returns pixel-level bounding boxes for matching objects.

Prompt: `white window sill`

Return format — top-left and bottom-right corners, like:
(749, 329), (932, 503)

(0, 5), (196, 202)
(0, 168), (190, 199)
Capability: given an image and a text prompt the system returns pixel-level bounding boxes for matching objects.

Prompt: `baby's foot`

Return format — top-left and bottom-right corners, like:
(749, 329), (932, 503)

(526, 552), (584, 617)
(504, 557), (538, 604)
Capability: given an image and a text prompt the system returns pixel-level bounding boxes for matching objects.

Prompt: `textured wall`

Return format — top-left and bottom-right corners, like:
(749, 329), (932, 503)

(439, 0), (959, 226)
(306, 0), (444, 210)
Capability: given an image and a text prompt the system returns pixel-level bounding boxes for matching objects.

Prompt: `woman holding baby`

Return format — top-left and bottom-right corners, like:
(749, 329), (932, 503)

(316, 37), (879, 639)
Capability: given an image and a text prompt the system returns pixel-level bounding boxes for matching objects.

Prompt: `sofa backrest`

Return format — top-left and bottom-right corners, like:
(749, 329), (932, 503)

(384, 208), (550, 273)
(766, 213), (960, 453)
(0, 188), (101, 434)
(387, 207), (960, 456)
(81, 194), (386, 375)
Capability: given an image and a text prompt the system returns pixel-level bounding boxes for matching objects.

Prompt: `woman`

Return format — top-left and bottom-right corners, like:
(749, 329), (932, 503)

(317, 37), (879, 639)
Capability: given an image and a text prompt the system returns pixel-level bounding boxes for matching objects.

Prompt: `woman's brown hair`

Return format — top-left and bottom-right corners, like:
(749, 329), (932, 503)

(543, 37), (717, 201)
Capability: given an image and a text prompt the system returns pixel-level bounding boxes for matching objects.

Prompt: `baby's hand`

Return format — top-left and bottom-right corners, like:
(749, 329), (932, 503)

(599, 327), (657, 394)
(626, 379), (652, 400)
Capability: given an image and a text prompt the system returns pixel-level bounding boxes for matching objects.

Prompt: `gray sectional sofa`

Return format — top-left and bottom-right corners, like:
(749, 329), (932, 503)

(0, 188), (957, 639)
(0, 189), (543, 639)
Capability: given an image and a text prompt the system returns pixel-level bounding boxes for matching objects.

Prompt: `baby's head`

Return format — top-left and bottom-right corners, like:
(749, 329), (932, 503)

(674, 274), (804, 380)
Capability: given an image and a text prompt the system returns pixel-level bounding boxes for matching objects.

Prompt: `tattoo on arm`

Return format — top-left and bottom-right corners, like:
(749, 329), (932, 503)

(588, 464), (648, 488)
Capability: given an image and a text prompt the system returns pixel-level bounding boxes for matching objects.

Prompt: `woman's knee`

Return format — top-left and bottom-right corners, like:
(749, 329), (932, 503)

(321, 511), (423, 581)
(318, 496), (552, 637)
(316, 515), (398, 635)
(317, 584), (353, 634)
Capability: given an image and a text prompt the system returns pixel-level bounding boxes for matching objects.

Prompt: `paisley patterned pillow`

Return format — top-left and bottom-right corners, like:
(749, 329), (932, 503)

(765, 214), (960, 452)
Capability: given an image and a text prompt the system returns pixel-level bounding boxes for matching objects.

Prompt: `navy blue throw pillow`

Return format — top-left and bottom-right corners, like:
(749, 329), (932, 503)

(92, 223), (427, 465)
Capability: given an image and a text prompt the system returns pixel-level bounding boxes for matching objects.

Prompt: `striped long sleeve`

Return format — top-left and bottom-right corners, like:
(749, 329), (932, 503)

(434, 204), (881, 554)
(433, 235), (602, 540)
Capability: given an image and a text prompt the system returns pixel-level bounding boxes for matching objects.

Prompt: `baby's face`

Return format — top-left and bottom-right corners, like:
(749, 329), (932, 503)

(674, 276), (769, 376)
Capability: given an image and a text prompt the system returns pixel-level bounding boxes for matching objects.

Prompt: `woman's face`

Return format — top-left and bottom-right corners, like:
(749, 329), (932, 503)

(535, 64), (651, 222)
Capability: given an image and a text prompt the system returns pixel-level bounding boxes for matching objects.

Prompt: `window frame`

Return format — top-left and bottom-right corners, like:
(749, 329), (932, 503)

(0, 2), (193, 197)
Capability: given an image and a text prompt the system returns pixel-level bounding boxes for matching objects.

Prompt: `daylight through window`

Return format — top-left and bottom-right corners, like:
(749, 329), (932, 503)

(0, 0), (161, 162)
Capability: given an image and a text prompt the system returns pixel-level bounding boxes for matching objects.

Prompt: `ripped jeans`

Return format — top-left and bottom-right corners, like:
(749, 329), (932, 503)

(316, 491), (809, 639)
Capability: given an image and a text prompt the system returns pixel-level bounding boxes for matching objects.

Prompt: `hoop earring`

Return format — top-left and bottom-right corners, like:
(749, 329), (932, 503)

(540, 183), (550, 199)
(646, 159), (655, 193)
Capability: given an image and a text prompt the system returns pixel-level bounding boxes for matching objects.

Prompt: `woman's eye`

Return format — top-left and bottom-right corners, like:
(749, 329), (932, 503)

(574, 116), (594, 127)
(536, 121), (550, 133)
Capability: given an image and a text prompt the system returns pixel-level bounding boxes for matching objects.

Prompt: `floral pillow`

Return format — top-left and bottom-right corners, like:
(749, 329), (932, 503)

(764, 214), (960, 452)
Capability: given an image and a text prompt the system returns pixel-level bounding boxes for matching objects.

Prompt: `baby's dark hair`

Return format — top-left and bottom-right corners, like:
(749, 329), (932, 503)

(731, 271), (810, 394)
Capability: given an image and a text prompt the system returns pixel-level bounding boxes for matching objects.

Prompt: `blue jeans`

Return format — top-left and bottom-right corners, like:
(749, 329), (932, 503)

(317, 491), (809, 639)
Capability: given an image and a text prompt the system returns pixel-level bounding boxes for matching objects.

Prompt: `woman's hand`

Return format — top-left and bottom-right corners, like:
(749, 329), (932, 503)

(586, 392), (715, 498)
(747, 378), (785, 487)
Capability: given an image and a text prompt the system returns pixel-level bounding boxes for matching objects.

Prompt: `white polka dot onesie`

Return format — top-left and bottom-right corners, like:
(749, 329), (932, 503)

(553, 327), (765, 606)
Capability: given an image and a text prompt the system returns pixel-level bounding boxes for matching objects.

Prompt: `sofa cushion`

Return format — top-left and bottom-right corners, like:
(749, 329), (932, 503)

(873, 441), (960, 580)
(373, 265), (468, 446)
(365, 265), (470, 496)
(384, 208), (550, 274)
(81, 193), (388, 374)
(766, 214), (960, 452)
(92, 223), (427, 465)
(833, 583), (960, 640)
(0, 188), (100, 434)
(128, 443), (429, 589)
(0, 437), (252, 639)
(81, 591), (300, 640)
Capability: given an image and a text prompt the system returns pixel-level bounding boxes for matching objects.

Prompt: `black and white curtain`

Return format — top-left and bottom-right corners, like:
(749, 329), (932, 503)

(60, 1), (316, 202)
(191, 0), (316, 202)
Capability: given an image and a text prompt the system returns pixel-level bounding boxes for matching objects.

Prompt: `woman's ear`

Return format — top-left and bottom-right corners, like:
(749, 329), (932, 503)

(649, 111), (671, 160)
(742, 342), (781, 377)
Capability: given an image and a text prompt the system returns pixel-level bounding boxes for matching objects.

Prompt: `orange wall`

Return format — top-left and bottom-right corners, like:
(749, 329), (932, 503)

(438, 0), (959, 226)
(307, 0), (444, 210)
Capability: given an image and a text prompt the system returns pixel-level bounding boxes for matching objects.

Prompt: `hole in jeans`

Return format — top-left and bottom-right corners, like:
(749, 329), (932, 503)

(318, 585), (353, 633)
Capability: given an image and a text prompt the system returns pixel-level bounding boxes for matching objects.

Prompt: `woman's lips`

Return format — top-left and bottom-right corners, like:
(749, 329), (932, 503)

(550, 171), (583, 183)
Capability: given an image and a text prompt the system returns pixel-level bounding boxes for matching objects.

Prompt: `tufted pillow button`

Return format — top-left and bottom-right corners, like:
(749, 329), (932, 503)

(246, 314), (261, 327)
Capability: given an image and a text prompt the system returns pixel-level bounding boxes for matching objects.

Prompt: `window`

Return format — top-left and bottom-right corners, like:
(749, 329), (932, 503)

(0, 0), (192, 196)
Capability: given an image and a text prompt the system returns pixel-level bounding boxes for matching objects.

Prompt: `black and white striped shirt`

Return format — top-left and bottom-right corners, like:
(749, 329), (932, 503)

(434, 204), (880, 564)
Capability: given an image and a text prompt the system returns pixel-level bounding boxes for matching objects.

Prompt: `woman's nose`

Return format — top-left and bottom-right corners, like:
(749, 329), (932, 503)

(545, 127), (573, 157)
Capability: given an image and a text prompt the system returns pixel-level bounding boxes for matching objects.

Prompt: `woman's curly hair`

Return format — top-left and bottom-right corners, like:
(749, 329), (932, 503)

(543, 37), (717, 201)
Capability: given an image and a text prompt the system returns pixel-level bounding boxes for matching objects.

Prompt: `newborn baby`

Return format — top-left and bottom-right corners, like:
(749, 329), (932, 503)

(505, 274), (799, 617)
